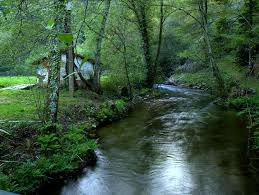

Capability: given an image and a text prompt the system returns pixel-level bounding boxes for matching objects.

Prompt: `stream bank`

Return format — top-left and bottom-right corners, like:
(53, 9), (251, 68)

(171, 72), (259, 182)
(51, 85), (258, 195)
(0, 93), (133, 194)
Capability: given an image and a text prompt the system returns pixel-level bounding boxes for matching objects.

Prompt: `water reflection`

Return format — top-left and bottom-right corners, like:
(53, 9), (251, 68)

(59, 85), (258, 195)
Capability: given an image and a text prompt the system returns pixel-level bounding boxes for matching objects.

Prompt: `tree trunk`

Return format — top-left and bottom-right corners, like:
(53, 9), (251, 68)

(126, 1), (154, 87)
(138, 5), (153, 87)
(48, 51), (61, 123)
(154, 0), (164, 77)
(248, 0), (255, 75)
(64, 1), (74, 97)
(48, 0), (64, 123)
(198, 0), (226, 96)
(122, 44), (133, 98)
(93, 0), (111, 94)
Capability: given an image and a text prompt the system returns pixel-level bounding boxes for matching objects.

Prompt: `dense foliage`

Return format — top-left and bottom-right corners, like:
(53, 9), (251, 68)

(0, 0), (259, 193)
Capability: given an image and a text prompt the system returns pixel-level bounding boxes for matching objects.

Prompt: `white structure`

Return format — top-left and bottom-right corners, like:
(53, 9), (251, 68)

(36, 54), (94, 85)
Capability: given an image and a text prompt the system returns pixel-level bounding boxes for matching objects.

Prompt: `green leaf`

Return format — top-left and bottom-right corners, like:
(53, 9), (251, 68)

(58, 33), (73, 44)
(2, 8), (10, 14)
(46, 19), (55, 30)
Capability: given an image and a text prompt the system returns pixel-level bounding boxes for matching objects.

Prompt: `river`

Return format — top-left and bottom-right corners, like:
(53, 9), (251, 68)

(56, 85), (258, 195)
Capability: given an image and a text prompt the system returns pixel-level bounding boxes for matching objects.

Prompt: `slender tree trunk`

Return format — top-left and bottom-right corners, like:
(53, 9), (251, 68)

(154, 0), (164, 77)
(64, 1), (74, 97)
(48, 51), (61, 123)
(138, 5), (153, 87)
(93, 0), (111, 94)
(48, 0), (64, 123)
(122, 44), (132, 98)
(203, 0), (209, 63)
(248, 0), (255, 75)
(126, 1), (154, 87)
(198, 0), (226, 96)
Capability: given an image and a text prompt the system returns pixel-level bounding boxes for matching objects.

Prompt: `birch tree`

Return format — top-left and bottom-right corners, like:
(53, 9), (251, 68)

(48, 0), (65, 123)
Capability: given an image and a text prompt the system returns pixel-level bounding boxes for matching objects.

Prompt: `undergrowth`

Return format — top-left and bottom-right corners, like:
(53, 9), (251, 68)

(0, 123), (97, 194)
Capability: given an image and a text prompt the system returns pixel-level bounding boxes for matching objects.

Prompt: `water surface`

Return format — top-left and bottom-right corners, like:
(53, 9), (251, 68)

(59, 85), (258, 195)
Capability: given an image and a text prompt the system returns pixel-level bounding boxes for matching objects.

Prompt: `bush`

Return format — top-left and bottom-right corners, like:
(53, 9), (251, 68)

(228, 96), (259, 109)
(96, 99), (127, 122)
(115, 99), (126, 113)
(96, 101), (115, 122)
(37, 133), (61, 154)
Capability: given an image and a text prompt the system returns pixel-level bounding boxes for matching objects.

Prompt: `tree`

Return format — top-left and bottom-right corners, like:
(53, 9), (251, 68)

(125, 0), (154, 87)
(236, 0), (259, 74)
(92, 0), (111, 94)
(48, 0), (65, 123)
(64, 0), (74, 97)
(197, 0), (226, 96)
(154, 0), (165, 78)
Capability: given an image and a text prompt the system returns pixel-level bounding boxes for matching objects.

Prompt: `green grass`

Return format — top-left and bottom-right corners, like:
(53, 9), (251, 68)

(0, 76), (37, 88)
(0, 90), (37, 120)
(173, 63), (259, 96)
(218, 62), (259, 94)
(0, 89), (99, 121)
(173, 70), (216, 89)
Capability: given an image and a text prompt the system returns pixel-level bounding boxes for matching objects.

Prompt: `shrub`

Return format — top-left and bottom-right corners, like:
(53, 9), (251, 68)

(96, 101), (114, 122)
(115, 99), (126, 113)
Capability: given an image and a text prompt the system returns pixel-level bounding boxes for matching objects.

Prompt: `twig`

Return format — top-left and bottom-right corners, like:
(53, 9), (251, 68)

(76, 154), (83, 162)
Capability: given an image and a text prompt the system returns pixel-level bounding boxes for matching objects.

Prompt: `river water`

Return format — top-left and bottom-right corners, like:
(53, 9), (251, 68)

(58, 85), (258, 195)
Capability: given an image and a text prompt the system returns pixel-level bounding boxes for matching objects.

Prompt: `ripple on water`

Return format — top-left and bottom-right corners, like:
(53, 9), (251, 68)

(57, 85), (258, 195)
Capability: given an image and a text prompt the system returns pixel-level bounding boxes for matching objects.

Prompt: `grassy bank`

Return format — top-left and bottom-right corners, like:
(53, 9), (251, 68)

(0, 85), (130, 194)
(0, 76), (37, 88)
(0, 123), (97, 193)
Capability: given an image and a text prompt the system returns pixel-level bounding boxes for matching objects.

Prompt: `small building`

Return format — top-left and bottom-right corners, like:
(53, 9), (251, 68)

(34, 53), (97, 88)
